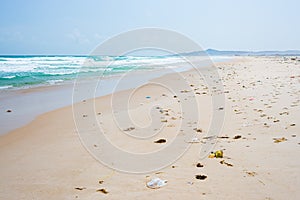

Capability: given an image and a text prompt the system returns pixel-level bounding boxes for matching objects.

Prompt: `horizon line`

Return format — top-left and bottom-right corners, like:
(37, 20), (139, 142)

(0, 49), (300, 56)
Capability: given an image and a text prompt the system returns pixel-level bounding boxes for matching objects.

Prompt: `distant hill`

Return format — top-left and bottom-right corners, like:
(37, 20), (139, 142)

(173, 49), (300, 56)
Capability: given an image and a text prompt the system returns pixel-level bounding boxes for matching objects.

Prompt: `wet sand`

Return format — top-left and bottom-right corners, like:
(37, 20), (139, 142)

(0, 64), (198, 135)
(0, 56), (299, 199)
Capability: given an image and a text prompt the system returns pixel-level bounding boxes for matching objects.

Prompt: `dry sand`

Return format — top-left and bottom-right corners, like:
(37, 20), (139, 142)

(0, 57), (299, 199)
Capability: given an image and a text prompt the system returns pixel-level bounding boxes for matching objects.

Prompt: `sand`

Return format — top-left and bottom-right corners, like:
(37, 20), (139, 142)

(0, 56), (299, 199)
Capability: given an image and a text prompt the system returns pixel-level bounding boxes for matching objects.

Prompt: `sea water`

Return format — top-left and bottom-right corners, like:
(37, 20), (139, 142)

(0, 55), (228, 90)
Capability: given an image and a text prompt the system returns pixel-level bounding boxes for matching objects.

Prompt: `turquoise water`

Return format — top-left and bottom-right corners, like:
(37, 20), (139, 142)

(0, 55), (188, 90)
(0, 55), (227, 90)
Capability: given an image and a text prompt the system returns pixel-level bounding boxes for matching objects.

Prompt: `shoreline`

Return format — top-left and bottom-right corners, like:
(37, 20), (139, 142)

(0, 56), (230, 135)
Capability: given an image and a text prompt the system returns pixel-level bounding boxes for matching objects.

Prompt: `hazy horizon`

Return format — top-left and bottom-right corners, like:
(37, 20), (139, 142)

(1, 48), (300, 56)
(1, 0), (299, 54)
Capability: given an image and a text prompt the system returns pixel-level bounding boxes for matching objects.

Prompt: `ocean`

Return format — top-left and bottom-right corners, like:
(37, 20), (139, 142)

(0, 55), (227, 90)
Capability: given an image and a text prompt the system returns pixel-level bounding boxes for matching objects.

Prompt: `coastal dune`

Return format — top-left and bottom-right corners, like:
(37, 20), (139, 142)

(0, 57), (299, 199)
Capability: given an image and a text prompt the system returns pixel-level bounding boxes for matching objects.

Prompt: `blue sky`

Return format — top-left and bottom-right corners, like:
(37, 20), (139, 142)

(0, 0), (299, 54)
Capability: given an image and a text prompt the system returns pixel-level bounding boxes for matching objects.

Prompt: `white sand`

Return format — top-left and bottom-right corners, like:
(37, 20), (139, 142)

(0, 56), (299, 199)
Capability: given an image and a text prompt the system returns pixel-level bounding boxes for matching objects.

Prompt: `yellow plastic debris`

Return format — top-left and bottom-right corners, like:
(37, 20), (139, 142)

(273, 137), (287, 143)
(208, 150), (223, 158)
(208, 153), (215, 158)
(215, 150), (223, 158)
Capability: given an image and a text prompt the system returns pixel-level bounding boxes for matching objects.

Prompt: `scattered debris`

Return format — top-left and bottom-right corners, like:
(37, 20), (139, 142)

(208, 150), (223, 158)
(75, 187), (86, 191)
(218, 136), (229, 139)
(96, 188), (109, 194)
(279, 111), (289, 115)
(215, 150), (223, 158)
(193, 128), (203, 133)
(273, 137), (287, 143)
(99, 180), (104, 184)
(208, 153), (215, 158)
(196, 163), (204, 168)
(154, 139), (167, 143)
(6, 109), (12, 113)
(146, 178), (167, 189)
(233, 135), (242, 139)
(220, 160), (233, 167)
(202, 136), (215, 140)
(195, 175), (207, 180)
(246, 171), (257, 177)
(123, 127), (135, 131)
(187, 137), (200, 143)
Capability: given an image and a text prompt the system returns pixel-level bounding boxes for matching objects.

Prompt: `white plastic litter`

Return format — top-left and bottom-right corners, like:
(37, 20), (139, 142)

(146, 178), (167, 189)
(186, 137), (200, 143)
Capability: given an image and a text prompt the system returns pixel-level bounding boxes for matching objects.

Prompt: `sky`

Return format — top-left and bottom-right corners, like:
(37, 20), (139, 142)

(0, 0), (299, 55)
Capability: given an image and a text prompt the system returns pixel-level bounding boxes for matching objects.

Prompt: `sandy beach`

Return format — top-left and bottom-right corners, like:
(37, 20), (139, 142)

(0, 56), (299, 199)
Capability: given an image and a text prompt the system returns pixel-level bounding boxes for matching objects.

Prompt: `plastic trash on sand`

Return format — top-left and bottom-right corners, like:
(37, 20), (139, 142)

(208, 153), (215, 158)
(273, 137), (287, 143)
(146, 178), (167, 189)
(186, 137), (200, 143)
(215, 150), (223, 158)
(208, 150), (223, 158)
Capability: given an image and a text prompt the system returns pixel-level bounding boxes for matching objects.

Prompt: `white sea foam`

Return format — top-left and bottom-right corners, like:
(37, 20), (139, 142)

(0, 55), (226, 90)
(2, 75), (16, 79)
(0, 56), (205, 76)
(46, 80), (64, 85)
(0, 85), (13, 89)
(43, 70), (79, 75)
(0, 56), (86, 73)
